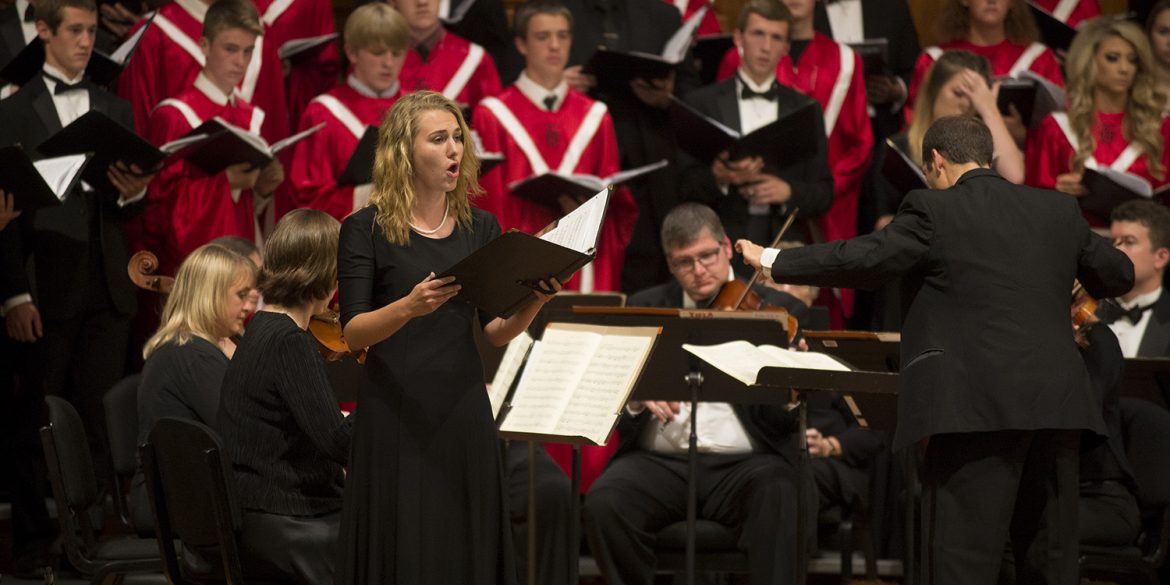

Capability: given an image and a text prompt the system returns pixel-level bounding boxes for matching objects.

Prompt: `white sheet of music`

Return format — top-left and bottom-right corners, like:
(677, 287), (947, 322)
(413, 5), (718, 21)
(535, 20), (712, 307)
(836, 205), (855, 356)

(554, 333), (654, 444)
(33, 154), (88, 200)
(499, 332), (600, 435)
(539, 188), (609, 254)
(683, 340), (850, 386)
(489, 331), (533, 419)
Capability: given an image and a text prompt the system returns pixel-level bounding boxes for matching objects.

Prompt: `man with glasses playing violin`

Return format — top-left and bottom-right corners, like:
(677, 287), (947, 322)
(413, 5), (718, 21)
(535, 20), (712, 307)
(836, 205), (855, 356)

(582, 202), (814, 585)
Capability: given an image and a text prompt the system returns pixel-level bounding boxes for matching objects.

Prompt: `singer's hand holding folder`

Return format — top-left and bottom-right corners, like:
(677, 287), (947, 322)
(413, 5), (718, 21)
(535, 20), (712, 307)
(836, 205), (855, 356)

(668, 98), (820, 168)
(440, 188), (611, 318)
(0, 146), (90, 211)
(161, 119), (325, 176)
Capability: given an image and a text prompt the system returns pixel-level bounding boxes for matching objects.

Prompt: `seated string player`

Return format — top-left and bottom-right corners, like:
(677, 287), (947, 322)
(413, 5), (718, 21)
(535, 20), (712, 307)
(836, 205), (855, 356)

(143, 0), (285, 275)
(290, 3), (409, 222)
(1097, 201), (1170, 358)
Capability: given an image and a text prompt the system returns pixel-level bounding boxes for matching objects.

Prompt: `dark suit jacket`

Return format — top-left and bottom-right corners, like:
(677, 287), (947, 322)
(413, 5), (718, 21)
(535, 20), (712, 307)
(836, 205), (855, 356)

(813, 0), (919, 139)
(608, 279), (805, 465)
(678, 78), (834, 245)
(0, 75), (141, 319)
(1136, 291), (1170, 357)
(0, 3), (28, 82)
(770, 168), (1133, 449)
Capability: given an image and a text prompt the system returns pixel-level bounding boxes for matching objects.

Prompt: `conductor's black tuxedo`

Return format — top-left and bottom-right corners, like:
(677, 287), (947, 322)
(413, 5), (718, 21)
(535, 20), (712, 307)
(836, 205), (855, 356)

(679, 78), (834, 249)
(767, 167), (1133, 584)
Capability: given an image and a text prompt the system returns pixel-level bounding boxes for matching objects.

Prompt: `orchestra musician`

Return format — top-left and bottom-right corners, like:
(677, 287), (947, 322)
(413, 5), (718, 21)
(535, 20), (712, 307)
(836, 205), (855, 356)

(129, 243), (257, 535)
(334, 90), (560, 584)
(1096, 200), (1170, 357)
(738, 115), (1134, 584)
(215, 209), (352, 585)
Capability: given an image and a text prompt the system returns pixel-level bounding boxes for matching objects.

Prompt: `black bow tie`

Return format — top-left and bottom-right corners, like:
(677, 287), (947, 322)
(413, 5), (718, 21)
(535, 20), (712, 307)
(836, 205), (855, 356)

(542, 94), (557, 111)
(1097, 299), (1154, 325)
(740, 80), (779, 101)
(43, 73), (90, 95)
(23, 3), (34, 22)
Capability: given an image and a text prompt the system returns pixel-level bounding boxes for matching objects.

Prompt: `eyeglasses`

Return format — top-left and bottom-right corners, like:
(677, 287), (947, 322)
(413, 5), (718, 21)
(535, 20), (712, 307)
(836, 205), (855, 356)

(668, 246), (723, 274)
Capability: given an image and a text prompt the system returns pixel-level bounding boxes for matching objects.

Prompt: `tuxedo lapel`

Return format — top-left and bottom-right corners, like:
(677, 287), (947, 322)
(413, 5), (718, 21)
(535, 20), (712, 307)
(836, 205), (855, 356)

(1138, 294), (1170, 357)
(717, 79), (741, 133)
(0, 6), (25, 64)
(28, 77), (63, 140)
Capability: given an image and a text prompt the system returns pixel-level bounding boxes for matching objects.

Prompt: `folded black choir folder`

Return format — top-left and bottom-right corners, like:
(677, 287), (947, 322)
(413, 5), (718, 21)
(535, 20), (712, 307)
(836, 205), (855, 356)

(36, 110), (166, 193)
(1080, 167), (1170, 217)
(161, 120), (324, 176)
(337, 126), (379, 187)
(848, 39), (889, 76)
(584, 5), (707, 88)
(881, 139), (928, 195)
(1027, 1), (1077, 53)
(440, 188), (611, 319)
(278, 33), (338, 61)
(507, 159), (669, 205)
(668, 97), (819, 168)
(693, 33), (733, 85)
(0, 146), (90, 211)
(0, 14), (152, 86)
(996, 71), (1064, 128)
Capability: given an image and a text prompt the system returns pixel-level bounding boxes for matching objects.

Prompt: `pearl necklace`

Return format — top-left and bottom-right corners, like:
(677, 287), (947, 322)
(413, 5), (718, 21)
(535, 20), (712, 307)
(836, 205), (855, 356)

(409, 200), (449, 235)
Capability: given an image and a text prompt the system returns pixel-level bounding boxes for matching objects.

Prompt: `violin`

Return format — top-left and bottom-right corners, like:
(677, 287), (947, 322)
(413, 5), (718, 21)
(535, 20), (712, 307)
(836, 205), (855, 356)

(308, 306), (367, 364)
(709, 208), (801, 344)
(127, 250), (174, 294)
(1071, 280), (1098, 348)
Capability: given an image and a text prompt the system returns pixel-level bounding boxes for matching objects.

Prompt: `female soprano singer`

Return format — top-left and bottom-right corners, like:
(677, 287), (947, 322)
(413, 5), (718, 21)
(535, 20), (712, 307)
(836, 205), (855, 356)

(1025, 18), (1170, 226)
(335, 91), (561, 584)
(215, 209), (352, 585)
(130, 243), (256, 535)
(1147, 0), (1170, 111)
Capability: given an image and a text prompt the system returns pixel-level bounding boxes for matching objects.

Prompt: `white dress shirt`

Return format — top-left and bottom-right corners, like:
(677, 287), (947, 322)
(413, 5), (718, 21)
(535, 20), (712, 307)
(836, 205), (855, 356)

(735, 71), (779, 217)
(514, 71), (569, 112)
(1109, 287), (1162, 358)
(824, 0), (864, 44)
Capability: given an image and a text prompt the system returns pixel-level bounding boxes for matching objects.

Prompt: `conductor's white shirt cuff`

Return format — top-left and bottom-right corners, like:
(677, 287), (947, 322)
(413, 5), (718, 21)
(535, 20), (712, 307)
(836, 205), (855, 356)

(2, 294), (33, 317)
(761, 248), (780, 280)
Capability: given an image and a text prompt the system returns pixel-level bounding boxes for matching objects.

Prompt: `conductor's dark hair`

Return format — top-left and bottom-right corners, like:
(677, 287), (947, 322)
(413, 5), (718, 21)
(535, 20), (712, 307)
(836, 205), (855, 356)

(660, 203), (727, 254)
(921, 116), (994, 169)
(37, 0), (97, 31)
(513, 0), (573, 39)
(736, 0), (792, 32)
(258, 209), (340, 308)
(1112, 200), (1170, 252)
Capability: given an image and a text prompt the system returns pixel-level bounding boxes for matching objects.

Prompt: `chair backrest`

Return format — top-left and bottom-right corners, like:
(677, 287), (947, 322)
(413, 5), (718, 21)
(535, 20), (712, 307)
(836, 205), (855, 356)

(143, 417), (244, 582)
(103, 373), (142, 478)
(42, 396), (101, 510)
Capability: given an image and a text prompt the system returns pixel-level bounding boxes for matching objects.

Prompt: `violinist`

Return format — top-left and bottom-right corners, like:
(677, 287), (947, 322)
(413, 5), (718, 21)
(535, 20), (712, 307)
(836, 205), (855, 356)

(1096, 200), (1170, 357)
(583, 202), (815, 585)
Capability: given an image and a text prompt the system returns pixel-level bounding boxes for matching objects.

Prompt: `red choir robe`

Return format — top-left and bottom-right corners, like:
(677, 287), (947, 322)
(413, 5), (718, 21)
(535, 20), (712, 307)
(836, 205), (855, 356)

(253, 0), (341, 128)
(1032, 0), (1101, 28)
(143, 77), (268, 274)
(1026, 111), (1170, 226)
(662, 0), (721, 36)
(906, 39), (1065, 124)
(289, 81), (400, 222)
(116, 0), (289, 142)
(400, 30), (502, 112)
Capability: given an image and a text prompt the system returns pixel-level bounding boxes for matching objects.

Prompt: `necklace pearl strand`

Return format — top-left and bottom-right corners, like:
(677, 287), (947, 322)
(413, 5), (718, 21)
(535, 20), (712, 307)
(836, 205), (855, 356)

(409, 200), (449, 235)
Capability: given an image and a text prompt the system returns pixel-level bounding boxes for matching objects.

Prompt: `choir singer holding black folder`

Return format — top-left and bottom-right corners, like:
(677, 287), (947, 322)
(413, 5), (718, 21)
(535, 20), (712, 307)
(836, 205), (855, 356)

(737, 115), (1133, 585)
(335, 90), (561, 585)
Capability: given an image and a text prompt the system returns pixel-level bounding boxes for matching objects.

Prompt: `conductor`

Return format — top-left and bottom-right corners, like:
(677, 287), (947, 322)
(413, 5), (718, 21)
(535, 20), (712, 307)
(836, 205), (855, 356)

(737, 116), (1134, 584)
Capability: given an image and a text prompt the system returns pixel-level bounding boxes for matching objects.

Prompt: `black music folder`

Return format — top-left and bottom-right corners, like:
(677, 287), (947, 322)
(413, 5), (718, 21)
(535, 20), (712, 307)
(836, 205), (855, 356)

(0, 14), (151, 86)
(36, 110), (166, 193)
(996, 71), (1064, 127)
(668, 97), (820, 168)
(338, 126), (378, 187)
(162, 119), (323, 176)
(1027, 1), (1077, 53)
(881, 139), (928, 195)
(694, 33), (733, 85)
(0, 146), (90, 211)
(1080, 167), (1170, 218)
(583, 4), (707, 88)
(278, 33), (338, 61)
(440, 188), (611, 318)
(848, 38), (889, 76)
(507, 160), (668, 205)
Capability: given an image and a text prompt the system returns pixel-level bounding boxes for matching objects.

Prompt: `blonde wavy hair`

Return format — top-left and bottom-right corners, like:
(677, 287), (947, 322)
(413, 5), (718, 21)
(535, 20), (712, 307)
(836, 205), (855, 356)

(1065, 18), (1165, 179)
(906, 51), (991, 165)
(143, 244), (257, 359)
(369, 91), (482, 245)
(936, 0), (1038, 44)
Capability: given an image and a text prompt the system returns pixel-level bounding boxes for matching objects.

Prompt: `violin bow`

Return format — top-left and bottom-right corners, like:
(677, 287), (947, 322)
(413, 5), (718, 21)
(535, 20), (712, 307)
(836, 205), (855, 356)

(733, 207), (800, 309)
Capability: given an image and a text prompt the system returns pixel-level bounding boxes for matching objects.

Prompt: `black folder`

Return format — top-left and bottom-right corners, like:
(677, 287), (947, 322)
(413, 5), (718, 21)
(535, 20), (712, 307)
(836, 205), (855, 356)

(584, 48), (677, 88)
(880, 139), (927, 195)
(164, 119), (321, 176)
(36, 110), (165, 193)
(507, 160), (668, 207)
(694, 33), (734, 86)
(1027, 2), (1077, 53)
(0, 146), (89, 211)
(278, 33), (339, 62)
(848, 39), (889, 76)
(338, 126), (378, 187)
(996, 73), (1063, 128)
(1080, 168), (1170, 218)
(0, 14), (151, 87)
(668, 97), (820, 168)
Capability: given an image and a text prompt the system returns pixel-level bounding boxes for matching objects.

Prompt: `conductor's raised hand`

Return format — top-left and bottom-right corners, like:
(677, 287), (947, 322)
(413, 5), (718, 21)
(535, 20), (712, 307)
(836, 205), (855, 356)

(405, 272), (461, 317)
(735, 239), (765, 271)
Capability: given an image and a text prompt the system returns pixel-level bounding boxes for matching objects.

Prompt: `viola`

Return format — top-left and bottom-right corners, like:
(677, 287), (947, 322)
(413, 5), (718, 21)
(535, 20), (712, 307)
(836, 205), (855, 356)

(127, 250), (174, 294)
(309, 306), (367, 364)
(708, 208), (801, 343)
(1071, 280), (1097, 348)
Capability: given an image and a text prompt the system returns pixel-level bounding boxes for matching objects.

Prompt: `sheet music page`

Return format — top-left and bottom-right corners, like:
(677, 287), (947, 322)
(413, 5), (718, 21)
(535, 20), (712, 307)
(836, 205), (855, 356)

(683, 340), (851, 385)
(33, 154), (88, 199)
(277, 33), (339, 60)
(562, 173), (606, 191)
(499, 330), (602, 435)
(271, 122), (325, 155)
(160, 133), (211, 153)
(553, 331), (656, 444)
(1092, 167), (1153, 198)
(111, 16), (151, 64)
(603, 159), (669, 186)
(489, 331), (533, 419)
(215, 117), (272, 153)
(539, 188), (610, 253)
(662, 5), (707, 62)
(756, 345), (852, 371)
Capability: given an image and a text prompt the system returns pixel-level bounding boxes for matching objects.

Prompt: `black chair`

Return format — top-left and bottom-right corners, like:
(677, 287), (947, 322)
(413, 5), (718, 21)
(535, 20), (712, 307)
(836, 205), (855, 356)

(142, 416), (283, 584)
(40, 396), (162, 584)
(1080, 397), (1170, 585)
(103, 373), (142, 529)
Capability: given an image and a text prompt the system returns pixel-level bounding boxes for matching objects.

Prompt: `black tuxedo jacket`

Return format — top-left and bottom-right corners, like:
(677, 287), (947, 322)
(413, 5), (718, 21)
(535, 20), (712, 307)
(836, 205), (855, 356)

(607, 279), (809, 465)
(0, 75), (141, 319)
(0, 3), (28, 81)
(678, 78), (834, 245)
(1135, 291), (1170, 357)
(770, 168), (1133, 449)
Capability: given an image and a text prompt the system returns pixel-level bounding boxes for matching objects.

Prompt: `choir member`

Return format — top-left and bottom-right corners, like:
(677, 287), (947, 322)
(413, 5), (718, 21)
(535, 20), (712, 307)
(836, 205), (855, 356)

(129, 243), (256, 534)
(1097, 201), (1170, 357)
(335, 90), (560, 584)
(255, 0), (341, 128)
(1033, 0), (1101, 28)
(678, 0), (833, 257)
(907, 0), (1064, 140)
(0, 0), (155, 573)
(115, 0), (288, 141)
(1025, 18), (1170, 226)
(290, 3), (409, 222)
(472, 0), (637, 293)
(0, 0), (38, 98)
(143, 0), (286, 275)
(389, 0), (502, 112)
(1147, 0), (1170, 109)
(663, 0), (721, 36)
(583, 202), (814, 585)
(216, 209), (352, 585)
